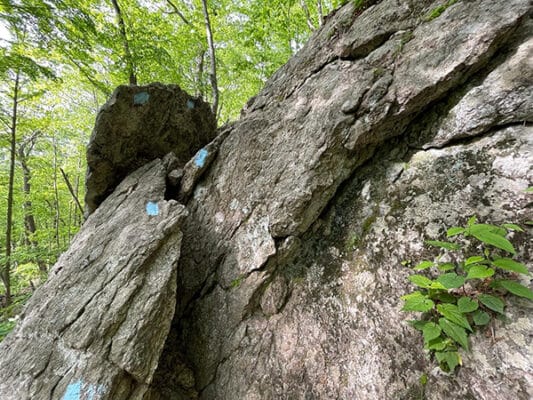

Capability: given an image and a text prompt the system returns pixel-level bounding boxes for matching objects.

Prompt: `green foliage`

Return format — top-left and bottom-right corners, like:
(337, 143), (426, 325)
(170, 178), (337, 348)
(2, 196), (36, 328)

(230, 275), (245, 289)
(0, 320), (16, 341)
(424, 0), (458, 22)
(0, 291), (32, 342)
(350, 0), (380, 11)
(402, 217), (531, 372)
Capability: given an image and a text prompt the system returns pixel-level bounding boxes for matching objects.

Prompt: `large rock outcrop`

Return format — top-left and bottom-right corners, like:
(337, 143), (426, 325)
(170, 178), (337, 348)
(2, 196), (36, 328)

(148, 1), (532, 399)
(1, 0), (532, 399)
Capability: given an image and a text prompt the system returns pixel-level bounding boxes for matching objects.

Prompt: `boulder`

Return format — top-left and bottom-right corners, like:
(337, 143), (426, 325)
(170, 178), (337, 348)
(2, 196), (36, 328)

(85, 83), (216, 214)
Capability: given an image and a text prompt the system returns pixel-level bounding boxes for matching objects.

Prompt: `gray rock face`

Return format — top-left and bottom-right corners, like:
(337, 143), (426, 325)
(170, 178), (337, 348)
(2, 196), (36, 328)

(1, 0), (532, 399)
(0, 159), (187, 399)
(149, 1), (532, 399)
(85, 83), (216, 214)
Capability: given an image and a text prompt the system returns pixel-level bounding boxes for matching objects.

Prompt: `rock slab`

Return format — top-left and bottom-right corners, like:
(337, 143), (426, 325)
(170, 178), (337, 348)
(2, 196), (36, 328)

(0, 159), (187, 400)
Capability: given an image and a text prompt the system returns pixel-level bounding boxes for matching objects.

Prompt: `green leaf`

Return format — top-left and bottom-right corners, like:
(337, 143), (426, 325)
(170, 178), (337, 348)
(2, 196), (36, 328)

(466, 265), (495, 280)
(425, 240), (461, 251)
(408, 275), (434, 289)
(437, 304), (472, 331)
(438, 318), (469, 350)
(492, 258), (529, 275)
(401, 292), (435, 312)
(437, 273), (465, 289)
(468, 224), (507, 237)
(414, 260), (434, 271)
(419, 373), (428, 386)
(446, 227), (465, 237)
(478, 294), (505, 314)
(457, 297), (478, 313)
(467, 215), (477, 226)
(472, 310), (490, 326)
(499, 280), (533, 300)
(422, 322), (442, 343)
(433, 292), (457, 303)
(427, 336), (448, 350)
(465, 256), (486, 266)
(437, 262), (455, 271)
(526, 187), (533, 193)
(408, 320), (428, 331)
(502, 223), (523, 232)
(467, 225), (515, 254)
(435, 350), (461, 372)
(430, 281), (447, 290)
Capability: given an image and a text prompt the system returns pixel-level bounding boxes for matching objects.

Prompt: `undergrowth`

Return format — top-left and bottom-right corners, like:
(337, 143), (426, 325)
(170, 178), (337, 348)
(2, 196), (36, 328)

(402, 216), (532, 372)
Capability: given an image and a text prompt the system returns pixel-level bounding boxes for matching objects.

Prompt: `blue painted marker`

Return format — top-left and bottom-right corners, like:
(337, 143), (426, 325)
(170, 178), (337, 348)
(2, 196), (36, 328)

(134, 92), (150, 105)
(146, 202), (159, 216)
(186, 99), (195, 109)
(194, 149), (209, 168)
(63, 381), (81, 400)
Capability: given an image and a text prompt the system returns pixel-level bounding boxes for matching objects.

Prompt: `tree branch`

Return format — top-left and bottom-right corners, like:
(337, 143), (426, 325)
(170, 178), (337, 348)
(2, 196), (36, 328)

(60, 168), (84, 217)
(111, 0), (137, 85)
(166, 0), (191, 25)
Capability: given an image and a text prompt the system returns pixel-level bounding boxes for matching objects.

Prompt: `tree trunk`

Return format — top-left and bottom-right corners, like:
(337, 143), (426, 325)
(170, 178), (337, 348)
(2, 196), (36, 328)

(195, 48), (206, 98)
(300, 0), (316, 30)
(2, 71), (20, 305)
(17, 132), (48, 272)
(17, 133), (38, 247)
(111, 0), (137, 85)
(74, 156), (83, 226)
(60, 167), (84, 218)
(317, 0), (324, 26)
(200, 0), (218, 117)
(52, 135), (61, 249)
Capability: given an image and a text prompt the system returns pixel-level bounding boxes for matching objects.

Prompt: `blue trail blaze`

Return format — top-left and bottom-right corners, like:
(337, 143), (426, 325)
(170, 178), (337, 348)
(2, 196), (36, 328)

(146, 201), (159, 216)
(186, 99), (195, 109)
(194, 149), (209, 168)
(134, 92), (150, 105)
(63, 381), (82, 400)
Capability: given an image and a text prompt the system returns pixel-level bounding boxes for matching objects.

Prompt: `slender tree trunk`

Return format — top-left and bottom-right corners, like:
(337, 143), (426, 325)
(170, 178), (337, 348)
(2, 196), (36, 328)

(196, 49), (206, 98)
(2, 71), (20, 305)
(111, 0), (137, 85)
(200, 0), (218, 117)
(74, 156), (83, 226)
(317, 0), (324, 26)
(52, 135), (60, 249)
(18, 133), (38, 247)
(18, 133), (48, 272)
(60, 168), (84, 217)
(300, 0), (316, 30)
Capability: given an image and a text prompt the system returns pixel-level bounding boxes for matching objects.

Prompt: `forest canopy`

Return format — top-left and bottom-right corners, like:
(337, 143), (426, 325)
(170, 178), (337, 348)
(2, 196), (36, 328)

(0, 0), (345, 311)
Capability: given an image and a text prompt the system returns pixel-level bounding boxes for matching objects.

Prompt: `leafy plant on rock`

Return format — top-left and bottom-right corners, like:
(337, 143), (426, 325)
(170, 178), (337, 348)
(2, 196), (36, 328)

(402, 216), (532, 372)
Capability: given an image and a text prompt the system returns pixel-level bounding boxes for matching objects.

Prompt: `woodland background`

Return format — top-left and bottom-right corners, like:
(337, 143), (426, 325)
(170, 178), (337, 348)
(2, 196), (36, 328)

(0, 0), (348, 337)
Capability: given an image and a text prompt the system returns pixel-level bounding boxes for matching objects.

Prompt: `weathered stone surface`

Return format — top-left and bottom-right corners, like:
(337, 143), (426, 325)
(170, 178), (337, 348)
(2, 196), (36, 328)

(149, 1), (533, 399)
(2, 0), (532, 399)
(0, 159), (187, 399)
(85, 83), (216, 214)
